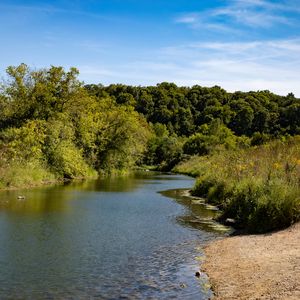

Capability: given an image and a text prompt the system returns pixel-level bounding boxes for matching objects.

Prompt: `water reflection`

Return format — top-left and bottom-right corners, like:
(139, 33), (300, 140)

(0, 187), (71, 214)
(64, 171), (185, 193)
(0, 172), (227, 299)
(0, 172), (191, 214)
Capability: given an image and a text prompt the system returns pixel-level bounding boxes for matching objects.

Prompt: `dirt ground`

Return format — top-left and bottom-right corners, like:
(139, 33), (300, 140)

(203, 223), (300, 300)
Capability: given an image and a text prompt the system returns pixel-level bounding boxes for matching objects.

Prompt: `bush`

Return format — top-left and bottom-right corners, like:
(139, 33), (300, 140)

(49, 141), (96, 179)
(192, 175), (219, 198)
(248, 180), (300, 232)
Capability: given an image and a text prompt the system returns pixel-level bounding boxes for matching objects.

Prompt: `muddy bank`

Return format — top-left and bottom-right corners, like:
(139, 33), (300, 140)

(203, 223), (300, 300)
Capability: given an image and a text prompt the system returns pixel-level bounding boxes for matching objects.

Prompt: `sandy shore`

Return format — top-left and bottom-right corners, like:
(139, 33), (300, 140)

(203, 223), (300, 300)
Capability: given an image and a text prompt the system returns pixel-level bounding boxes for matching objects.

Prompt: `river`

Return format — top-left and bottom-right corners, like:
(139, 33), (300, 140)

(0, 171), (230, 299)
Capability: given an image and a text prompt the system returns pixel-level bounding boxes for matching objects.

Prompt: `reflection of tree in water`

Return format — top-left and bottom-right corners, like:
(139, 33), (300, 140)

(66, 175), (141, 193)
(0, 185), (71, 214)
(0, 171), (160, 213)
(63, 171), (180, 193)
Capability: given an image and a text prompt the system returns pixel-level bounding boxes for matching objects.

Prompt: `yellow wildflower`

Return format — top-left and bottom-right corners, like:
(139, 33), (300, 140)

(273, 162), (281, 169)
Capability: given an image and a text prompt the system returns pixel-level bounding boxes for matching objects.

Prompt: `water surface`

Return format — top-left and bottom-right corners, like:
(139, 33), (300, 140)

(0, 172), (229, 299)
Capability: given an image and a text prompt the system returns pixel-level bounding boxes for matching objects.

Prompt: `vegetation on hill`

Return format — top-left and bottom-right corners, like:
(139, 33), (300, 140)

(86, 82), (300, 169)
(86, 82), (300, 138)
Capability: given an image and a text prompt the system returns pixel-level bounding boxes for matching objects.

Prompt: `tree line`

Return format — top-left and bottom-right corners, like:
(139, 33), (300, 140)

(85, 81), (299, 169)
(0, 64), (299, 187)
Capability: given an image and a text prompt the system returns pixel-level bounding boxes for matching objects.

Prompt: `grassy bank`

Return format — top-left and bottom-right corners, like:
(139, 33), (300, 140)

(0, 159), (99, 190)
(174, 136), (300, 233)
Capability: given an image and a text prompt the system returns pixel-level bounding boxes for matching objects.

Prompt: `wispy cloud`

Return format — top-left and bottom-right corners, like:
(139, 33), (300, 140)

(175, 0), (299, 30)
(212, 7), (290, 27)
(177, 39), (300, 59)
(170, 1), (300, 95)
(162, 39), (300, 95)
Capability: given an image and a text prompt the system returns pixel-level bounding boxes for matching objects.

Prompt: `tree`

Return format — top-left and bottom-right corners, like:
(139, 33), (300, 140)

(229, 99), (254, 135)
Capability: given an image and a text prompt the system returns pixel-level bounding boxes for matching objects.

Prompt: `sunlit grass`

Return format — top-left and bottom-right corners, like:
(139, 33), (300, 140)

(0, 159), (57, 189)
(174, 136), (300, 232)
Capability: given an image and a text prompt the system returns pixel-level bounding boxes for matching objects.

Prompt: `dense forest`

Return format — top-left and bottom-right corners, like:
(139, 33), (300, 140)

(0, 64), (299, 188)
(86, 78), (300, 169)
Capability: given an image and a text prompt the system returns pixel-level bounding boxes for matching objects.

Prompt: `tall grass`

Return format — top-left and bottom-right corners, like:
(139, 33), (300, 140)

(174, 136), (300, 233)
(0, 158), (98, 190)
(0, 159), (57, 189)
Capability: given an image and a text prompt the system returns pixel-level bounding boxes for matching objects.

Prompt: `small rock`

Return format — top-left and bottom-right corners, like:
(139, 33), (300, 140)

(179, 283), (187, 288)
(195, 271), (201, 278)
(225, 218), (236, 225)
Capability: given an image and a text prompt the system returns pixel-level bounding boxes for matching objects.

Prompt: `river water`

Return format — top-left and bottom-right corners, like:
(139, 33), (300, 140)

(0, 172), (230, 299)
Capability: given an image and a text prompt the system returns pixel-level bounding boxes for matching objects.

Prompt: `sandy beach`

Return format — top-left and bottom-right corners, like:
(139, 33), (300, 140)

(203, 223), (300, 300)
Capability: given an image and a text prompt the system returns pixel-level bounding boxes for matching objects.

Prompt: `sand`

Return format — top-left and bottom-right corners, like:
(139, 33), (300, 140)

(203, 223), (300, 300)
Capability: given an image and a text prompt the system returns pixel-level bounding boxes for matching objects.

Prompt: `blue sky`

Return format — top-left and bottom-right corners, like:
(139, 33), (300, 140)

(1, 0), (300, 95)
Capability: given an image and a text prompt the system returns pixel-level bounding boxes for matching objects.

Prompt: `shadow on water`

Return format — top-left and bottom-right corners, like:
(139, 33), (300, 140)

(160, 188), (233, 234)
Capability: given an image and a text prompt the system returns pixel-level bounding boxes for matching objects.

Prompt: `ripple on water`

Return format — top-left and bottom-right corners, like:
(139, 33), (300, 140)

(0, 174), (231, 299)
(83, 240), (214, 300)
(5, 240), (212, 300)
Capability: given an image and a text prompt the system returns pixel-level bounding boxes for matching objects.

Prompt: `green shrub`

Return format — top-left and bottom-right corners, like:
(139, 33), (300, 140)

(207, 180), (233, 206)
(192, 175), (219, 198)
(248, 180), (300, 232)
(223, 178), (264, 229)
(49, 141), (96, 179)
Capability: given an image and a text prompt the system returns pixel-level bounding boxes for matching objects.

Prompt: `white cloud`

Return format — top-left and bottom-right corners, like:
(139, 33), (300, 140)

(79, 39), (300, 96)
(175, 0), (299, 29)
(161, 39), (300, 95)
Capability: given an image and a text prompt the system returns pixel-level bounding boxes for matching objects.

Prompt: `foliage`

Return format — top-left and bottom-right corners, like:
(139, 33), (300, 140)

(174, 137), (300, 232)
(86, 82), (300, 171)
(183, 119), (240, 155)
(1, 63), (299, 189)
(0, 159), (56, 189)
(0, 119), (46, 162)
(86, 83), (300, 138)
(0, 64), (150, 187)
(144, 123), (184, 170)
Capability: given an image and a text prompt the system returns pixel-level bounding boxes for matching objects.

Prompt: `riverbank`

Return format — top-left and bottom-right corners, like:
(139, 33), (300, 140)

(203, 222), (300, 299)
(0, 163), (132, 191)
(174, 137), (300, 233)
